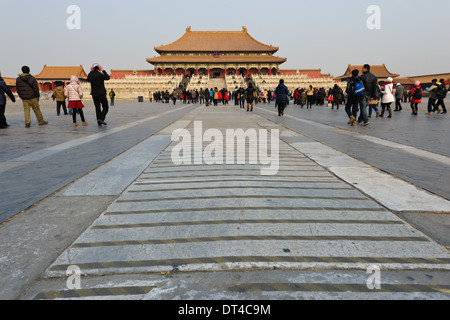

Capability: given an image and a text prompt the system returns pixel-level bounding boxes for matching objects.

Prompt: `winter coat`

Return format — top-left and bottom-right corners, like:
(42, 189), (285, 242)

(395, 85), (405, 99)
(381, 83), (395, 104)
(64, 77), (83, 101)
(0, 77), (16, 105)
(274, 83), (289, 104)
(53, 86), (66, 102)
(346, 75), (363, 99)
(245, 86), (256, 103)
(360, 71), (378, 100)
(87, 70), (110, 96)
(16, 73), (40, 100)
(410, 86), (423, 104)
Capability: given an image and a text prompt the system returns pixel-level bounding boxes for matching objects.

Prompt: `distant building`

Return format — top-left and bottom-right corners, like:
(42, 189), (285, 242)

(147, 26), (287, 78)
(3, 77), (17, 93)
(395, 73), (450, 89)
(36, 65), (88, 92)
(335, 64), (399, 82)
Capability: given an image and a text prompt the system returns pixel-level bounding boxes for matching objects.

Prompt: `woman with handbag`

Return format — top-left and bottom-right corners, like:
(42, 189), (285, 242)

(65, 75), (87, 127)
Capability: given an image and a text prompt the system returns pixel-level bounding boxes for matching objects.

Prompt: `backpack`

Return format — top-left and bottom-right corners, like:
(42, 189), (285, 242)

(412, 87), (422, 100)
(353, 81), (364, 97)
(436, 83), (447, 99)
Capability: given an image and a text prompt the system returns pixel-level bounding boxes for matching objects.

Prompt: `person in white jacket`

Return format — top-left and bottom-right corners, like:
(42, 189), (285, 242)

(380, 77), (395, 118)
(65, 75), (87, 127)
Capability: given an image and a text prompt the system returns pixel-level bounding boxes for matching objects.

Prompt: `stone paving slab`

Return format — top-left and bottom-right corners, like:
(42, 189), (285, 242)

(41, 107), (450, 286)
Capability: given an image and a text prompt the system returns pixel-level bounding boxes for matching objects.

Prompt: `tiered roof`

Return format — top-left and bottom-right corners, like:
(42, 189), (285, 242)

(36, 65), (88, 80)
(335, 64), (399, 80)
(154, 26), (279, 53)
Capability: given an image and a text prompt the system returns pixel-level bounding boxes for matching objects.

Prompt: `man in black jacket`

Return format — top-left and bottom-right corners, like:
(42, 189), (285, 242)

(359, 64), (377, 126)
(0, 72), (16, 128)
(88, 64), (110, 126)
(16, 66), (48, 128)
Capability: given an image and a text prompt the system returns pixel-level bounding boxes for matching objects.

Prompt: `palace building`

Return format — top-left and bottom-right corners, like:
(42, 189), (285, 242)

(146, 26), (287, 78)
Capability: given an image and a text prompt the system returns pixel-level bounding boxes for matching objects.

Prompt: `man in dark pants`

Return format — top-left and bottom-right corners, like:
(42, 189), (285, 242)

(436, 79), (447, 114)
(88, 64), (110, 126)
(345, 69), (363, 126)
(0, 72), (16, 128)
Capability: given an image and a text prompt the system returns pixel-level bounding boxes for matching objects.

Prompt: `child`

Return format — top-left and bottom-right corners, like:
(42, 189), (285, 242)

(65, 75), (87, 127)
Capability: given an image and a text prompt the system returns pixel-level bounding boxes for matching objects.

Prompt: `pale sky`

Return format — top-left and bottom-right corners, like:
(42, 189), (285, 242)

(1, 0), (449, 78)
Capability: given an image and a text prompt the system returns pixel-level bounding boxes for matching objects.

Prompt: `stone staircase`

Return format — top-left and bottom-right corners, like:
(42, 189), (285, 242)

(207, 78), (227, 90)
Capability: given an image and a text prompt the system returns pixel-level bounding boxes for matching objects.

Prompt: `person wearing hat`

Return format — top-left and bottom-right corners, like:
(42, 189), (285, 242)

(380, 77), (395, 118)
(87, 64), (110, 126)
(409, 81), (423, 116)
(0, 71), (16, 129)
(394, 82), (405, 112)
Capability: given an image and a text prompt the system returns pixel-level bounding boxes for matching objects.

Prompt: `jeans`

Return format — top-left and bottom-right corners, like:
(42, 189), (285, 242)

(359, 97), (369, 123)
(395, 98), (402, 110)
(56, 101), (68, 115)
(92, 94), (109, 122)
(369, 104), (379, 116)
(436, 98), (447, 112)
(345, 97), (361, 119)
(306, 96), (313, 108)
(110, 98), (114, 106)
(428, 98), (438, 112)
(278, 103), (286, 116)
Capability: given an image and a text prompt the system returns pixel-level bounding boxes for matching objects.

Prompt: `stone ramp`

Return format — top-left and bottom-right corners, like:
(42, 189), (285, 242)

(32, 107), (450, 299)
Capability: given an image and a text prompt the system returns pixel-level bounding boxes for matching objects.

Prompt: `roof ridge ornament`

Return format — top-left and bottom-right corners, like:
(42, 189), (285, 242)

(186, 26), (191, 32)
(242, 26), (247, 33)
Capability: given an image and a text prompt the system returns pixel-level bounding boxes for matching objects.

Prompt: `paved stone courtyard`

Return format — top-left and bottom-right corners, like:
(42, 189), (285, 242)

(0, 98), (449, 300)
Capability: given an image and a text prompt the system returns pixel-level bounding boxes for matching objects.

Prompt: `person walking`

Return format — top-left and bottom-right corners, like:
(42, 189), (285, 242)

(0, 72), (16, 129)
(359, 64), (377, 125)
(171, 90), (177, 105)
(394, 83), (405, 112)
(213, 88), (219, 106)
(435, 79), (448, 114)
(149, 91), (153, 103)
(245, 83), (256, 112)
(88, 64), (110, 126)
(275, 79), (289, 116)
(306, 86), (314, 109)
(425, 79), (440, 114)
(380, 77), (395, 118)
(65, 75), (87, 127)
(54, 82), (68, 116)
(345, 69), (364, 126)
(109, 89), (116, 106)
(16, 66), (48, 128)
(409, 81), (423, 116)
(368, 83), (381, 118)
(331, 84), (342, 110)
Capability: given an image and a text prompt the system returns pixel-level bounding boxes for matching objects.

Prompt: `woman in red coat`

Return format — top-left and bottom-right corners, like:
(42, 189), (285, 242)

(409, 81), (423, 116)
